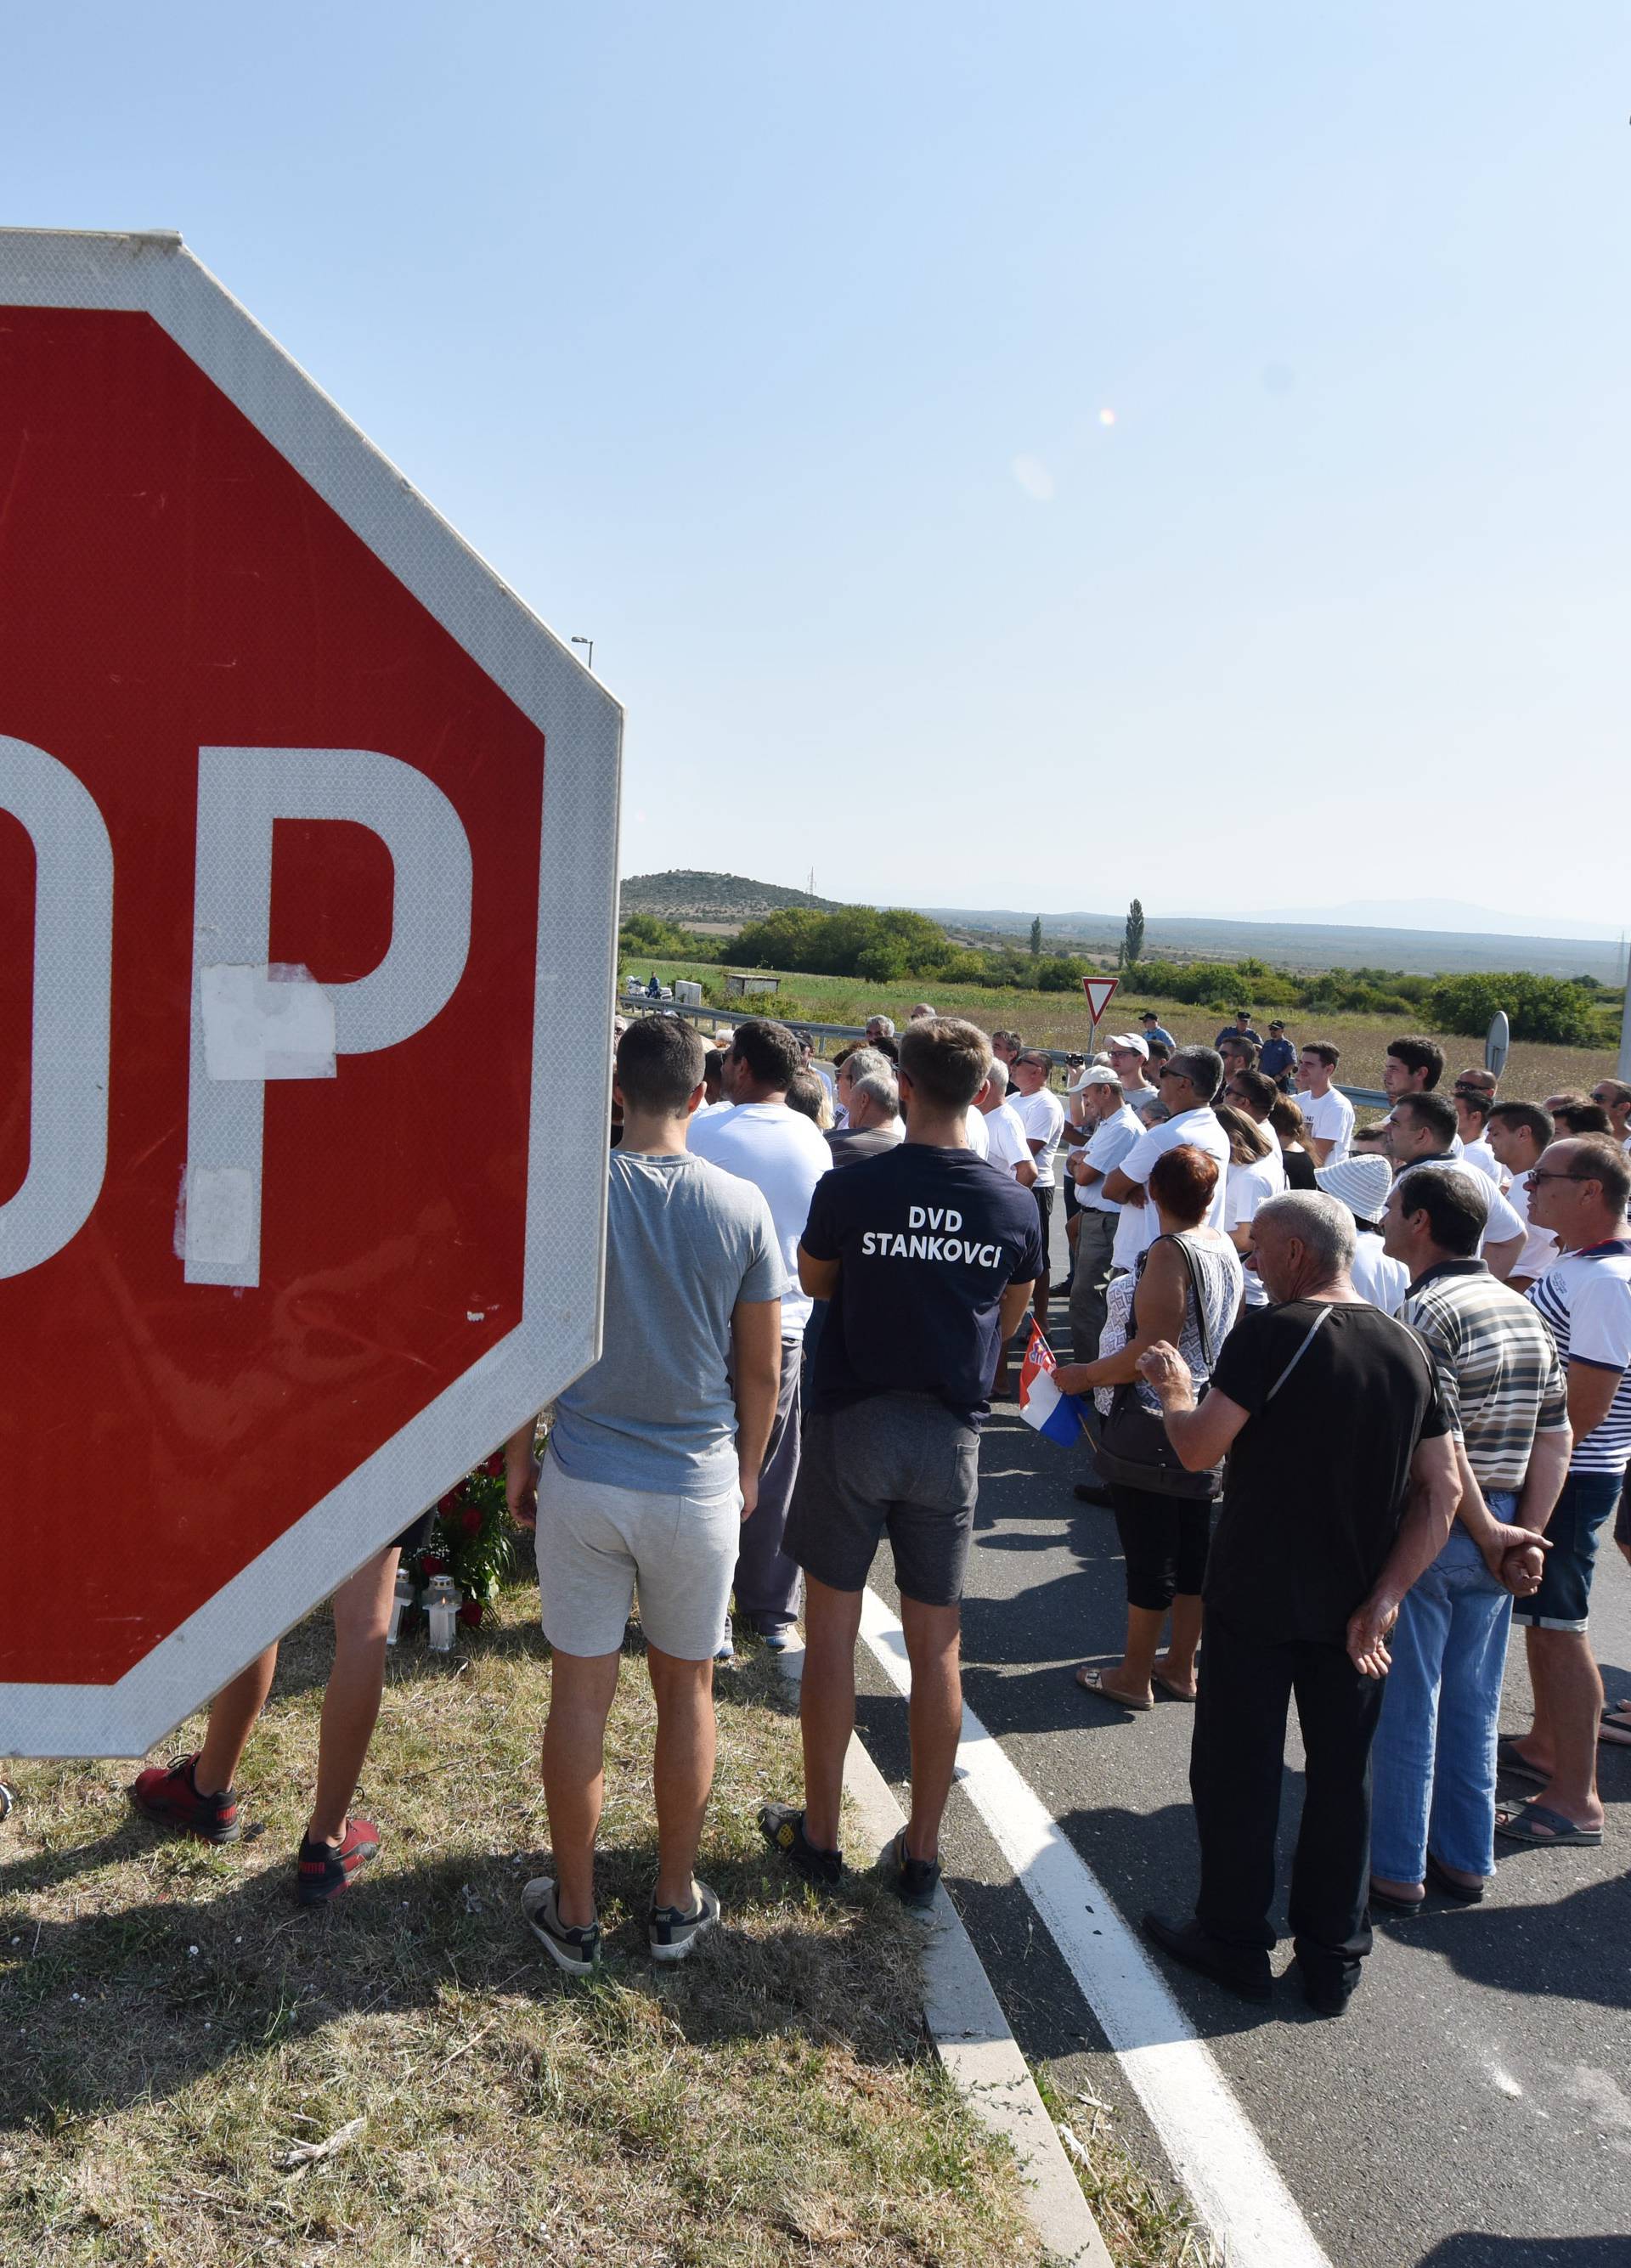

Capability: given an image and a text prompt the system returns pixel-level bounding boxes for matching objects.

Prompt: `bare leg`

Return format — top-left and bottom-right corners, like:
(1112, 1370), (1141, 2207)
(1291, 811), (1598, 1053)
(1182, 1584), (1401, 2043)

(799, 1577), (865, 1854)
(646, 1645), (717, 1911)
(308, 1546), (400, 1846)
(1155, 1594), (1204, 1697)
(900, 1595), (963, 1864)
(542, 1649), (622, 1928)
(1510, 1625), (1555, 1775)
(1087, 1603), (1165, 1707)
(194, 1647), (279, 1795)
(1515, 1628), (1604, 1832)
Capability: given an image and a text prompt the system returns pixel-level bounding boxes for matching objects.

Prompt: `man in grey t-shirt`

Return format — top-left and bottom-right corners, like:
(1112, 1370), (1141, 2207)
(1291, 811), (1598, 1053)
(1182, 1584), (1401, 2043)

(524, 1018), (783, 1977)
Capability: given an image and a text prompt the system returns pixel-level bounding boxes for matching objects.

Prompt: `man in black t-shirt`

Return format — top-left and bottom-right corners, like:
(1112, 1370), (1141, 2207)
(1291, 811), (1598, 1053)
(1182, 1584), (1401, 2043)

(760, 1020), (1042, 1913)
(1132, 1190), (1460, 2015)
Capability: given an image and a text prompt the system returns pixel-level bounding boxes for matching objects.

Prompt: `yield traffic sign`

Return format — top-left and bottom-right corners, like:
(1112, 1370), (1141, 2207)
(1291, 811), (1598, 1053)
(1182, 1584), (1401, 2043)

(1081, 975), (1120, 1024)
(0, 231), (621, 1757)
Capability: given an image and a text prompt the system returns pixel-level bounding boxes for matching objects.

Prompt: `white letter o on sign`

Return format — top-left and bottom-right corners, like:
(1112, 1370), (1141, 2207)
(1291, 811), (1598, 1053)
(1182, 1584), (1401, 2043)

(0, 736), (114, 1278)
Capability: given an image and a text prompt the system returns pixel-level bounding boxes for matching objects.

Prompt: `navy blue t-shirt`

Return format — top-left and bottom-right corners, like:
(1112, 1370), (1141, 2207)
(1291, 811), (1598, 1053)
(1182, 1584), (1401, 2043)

(800, 1145), (1046, 1423)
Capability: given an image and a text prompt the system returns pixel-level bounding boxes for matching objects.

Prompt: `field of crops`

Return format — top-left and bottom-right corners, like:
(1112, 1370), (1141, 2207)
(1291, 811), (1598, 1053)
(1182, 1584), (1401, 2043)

(621, 961), (1621, 1103)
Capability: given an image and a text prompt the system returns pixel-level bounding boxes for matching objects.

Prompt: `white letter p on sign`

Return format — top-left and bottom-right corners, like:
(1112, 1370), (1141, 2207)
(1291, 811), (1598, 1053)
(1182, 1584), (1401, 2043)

(183, 747), (472, 1287)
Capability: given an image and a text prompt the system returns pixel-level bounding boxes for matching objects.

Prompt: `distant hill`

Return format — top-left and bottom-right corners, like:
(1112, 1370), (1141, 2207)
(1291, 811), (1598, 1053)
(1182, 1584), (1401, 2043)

(622, 870), (841, 922)
(915, 907), (1625, 984)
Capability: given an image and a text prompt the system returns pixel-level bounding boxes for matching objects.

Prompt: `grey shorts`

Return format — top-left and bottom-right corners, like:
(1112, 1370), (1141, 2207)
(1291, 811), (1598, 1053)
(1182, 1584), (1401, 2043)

(534, 1451), (742, 1662)
(782, 1394), (980, 1606)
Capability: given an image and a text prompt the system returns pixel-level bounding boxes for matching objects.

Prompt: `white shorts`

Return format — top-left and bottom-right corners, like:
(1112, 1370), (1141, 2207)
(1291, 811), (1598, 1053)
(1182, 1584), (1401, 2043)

(534, 1451), (742, 1662)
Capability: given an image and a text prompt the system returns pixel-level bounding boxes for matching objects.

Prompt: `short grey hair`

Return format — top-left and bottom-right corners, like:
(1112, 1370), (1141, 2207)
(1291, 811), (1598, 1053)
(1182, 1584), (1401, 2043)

(840, 1046), (890, 1085)
(984, 1057), (1010, 1097)
(865, 1012), (896, 1037)
(1168, 1045), (1223, 1102)
(850, 1068), (899, 1119)
(1255, 1191), (1356, 1278)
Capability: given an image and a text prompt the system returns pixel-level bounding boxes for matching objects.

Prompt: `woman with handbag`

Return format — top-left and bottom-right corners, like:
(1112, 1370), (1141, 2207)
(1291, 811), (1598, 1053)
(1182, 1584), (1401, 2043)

(1053, 1143), (1243, 1710)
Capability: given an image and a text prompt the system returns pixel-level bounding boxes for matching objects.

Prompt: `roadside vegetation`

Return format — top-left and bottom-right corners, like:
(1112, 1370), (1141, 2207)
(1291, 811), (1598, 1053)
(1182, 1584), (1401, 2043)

(620, 905), (1623, 1062)
(620, 956), (1617, 1101)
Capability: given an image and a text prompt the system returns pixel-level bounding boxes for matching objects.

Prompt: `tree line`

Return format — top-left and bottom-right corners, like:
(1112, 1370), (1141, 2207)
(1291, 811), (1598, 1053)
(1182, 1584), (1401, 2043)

(619, 907), (1620, 1046)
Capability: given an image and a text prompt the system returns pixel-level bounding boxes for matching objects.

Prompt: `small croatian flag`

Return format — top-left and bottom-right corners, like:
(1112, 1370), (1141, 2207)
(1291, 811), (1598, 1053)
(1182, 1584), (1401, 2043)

(1018, 1322), (1086, 1443)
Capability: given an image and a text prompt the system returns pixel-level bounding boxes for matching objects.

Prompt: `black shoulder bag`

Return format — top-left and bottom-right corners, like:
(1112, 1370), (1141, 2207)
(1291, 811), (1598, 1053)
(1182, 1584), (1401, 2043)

(1090, 1234), (1226, 1502)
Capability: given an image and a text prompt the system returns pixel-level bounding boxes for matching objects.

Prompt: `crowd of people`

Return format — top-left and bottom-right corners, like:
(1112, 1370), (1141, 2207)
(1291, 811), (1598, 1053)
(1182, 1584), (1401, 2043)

(127, 997), (1630, 2022)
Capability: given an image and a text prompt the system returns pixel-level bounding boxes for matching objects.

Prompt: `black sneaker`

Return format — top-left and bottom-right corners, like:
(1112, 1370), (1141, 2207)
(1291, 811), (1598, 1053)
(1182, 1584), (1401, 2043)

(758, 1802), (842, 1888)
(648, 1880), (720, 1964)
(888, 1829), (940, 1913)
(1142, 1912), (1273, 2004)
(130, 1753), (242, 1845)
(522, 1876), (601, 1975)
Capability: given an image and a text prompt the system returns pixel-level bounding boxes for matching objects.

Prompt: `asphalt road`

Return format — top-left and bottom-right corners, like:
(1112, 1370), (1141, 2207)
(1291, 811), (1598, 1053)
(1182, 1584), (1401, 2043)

(851, 1272), (1631, 2268)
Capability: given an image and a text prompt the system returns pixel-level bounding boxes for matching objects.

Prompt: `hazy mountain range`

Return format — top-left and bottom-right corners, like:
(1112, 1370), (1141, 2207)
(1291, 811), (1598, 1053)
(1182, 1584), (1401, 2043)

(1210, 898), (1621, 944)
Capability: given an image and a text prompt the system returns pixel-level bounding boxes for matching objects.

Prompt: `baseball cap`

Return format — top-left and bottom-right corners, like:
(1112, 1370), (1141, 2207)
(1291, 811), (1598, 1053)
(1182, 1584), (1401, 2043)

(1105, 1031), (1148, 1058)
(1139, 1008), (1159, 1020)
(1268, 1020), (1285, 1032)
(1069, 1063), (1123, 1093)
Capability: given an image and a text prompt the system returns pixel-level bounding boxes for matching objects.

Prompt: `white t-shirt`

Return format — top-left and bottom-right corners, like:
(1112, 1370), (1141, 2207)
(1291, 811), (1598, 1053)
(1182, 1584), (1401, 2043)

(1502, 1169), (1558, 1283)
(1395, 1155), (1524, 1257)
(688, 1100), (832, 1333)
(1116, 1105), (1233, 1262)
(1301, 1085), (1356, 1164)
(983, 1099), (1033, 1180)
(1459, 1135), (1503, 1185)
(1075, 1103), (1143, 1214)
(1225, 1144), (1288, 1307)
(1527, 1238), (1631, 1475)
(1348, 1231), (1410, 1317)
(1014, 1086), (1066, 1190)
(962, 1104), (990, 1159)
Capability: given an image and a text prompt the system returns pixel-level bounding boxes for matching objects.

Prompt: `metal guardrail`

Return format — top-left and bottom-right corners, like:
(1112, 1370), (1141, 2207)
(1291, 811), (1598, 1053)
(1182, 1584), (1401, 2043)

(617, 997), (1390, 1109)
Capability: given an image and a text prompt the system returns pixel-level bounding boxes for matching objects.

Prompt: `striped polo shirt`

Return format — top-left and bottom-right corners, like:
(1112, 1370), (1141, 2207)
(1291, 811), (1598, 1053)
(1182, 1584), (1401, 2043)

(1527, 1238), (1631, 1477)
(1402, 1259), (1568, 1488)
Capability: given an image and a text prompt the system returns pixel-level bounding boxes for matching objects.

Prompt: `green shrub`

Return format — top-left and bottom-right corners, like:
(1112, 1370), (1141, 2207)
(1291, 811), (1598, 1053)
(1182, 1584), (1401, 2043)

(1425, 971), (1600, 1045)
(619, 912), (720, 962)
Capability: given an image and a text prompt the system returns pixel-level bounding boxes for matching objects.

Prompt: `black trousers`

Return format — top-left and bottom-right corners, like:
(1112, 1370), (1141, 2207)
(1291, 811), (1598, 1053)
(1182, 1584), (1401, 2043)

(1109, 1483), (1211, 1612)
(1190, 1610), (1383, 1977)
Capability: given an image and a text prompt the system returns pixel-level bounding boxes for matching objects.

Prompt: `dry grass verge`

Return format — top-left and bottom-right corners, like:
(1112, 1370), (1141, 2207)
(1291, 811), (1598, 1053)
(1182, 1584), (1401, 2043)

(0, 1591), (1038, 2268)
(631, 962), (1617, 1098)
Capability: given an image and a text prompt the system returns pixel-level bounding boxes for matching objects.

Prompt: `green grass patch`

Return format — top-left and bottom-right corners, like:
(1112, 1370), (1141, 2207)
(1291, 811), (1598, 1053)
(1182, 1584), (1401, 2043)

(0, 1593), (1039, 2268)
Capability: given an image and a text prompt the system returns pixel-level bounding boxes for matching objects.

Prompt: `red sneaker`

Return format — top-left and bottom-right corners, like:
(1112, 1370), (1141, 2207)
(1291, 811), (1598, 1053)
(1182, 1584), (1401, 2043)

(130, 1754), (242, 1845)
(296, 1818), (381, 1906)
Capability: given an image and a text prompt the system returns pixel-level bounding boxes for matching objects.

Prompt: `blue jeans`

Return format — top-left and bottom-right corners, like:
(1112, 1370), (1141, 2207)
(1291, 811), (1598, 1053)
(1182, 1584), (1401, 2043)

(1369, 1504), (1515, 1882)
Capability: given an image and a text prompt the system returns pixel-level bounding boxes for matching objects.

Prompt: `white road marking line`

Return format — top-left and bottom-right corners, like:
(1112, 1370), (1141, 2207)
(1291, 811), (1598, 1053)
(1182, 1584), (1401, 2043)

(859, 1587), (1335, 2268)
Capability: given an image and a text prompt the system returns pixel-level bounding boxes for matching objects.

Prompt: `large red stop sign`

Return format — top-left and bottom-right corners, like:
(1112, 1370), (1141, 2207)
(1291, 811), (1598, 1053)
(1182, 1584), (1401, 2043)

(0, 231), (620, 1757)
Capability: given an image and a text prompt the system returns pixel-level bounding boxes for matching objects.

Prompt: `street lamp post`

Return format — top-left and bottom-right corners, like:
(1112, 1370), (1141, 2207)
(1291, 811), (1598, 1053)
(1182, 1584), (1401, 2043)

(570, 635), (594, 673)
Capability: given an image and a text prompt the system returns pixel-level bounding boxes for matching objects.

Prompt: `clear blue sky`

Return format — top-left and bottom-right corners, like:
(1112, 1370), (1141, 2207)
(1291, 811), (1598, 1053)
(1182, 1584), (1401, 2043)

(6, 3), (1628, 930)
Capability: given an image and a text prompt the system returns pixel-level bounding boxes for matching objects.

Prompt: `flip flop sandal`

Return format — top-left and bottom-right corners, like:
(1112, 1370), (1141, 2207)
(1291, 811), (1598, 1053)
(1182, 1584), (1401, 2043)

(1368, 1882), (1424, 1917)
(1425, 1853), (1486, 1904)
(1598, 1704), (1631, 1749)
(1074, 1667), (1153, 1712)
(1153, 1673), (1199, 1704)
(1494, 1800), (1603, 1848)
(1495, 1735), (1550, 1786)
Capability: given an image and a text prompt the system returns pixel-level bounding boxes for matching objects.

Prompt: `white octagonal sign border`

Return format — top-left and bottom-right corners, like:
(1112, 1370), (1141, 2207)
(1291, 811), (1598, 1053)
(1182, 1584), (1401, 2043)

(0, 228), (622, 1758)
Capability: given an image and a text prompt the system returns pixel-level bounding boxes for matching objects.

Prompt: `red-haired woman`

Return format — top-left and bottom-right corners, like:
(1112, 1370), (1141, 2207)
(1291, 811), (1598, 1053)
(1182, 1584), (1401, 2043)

(1055, 1142), (1243, 1710)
